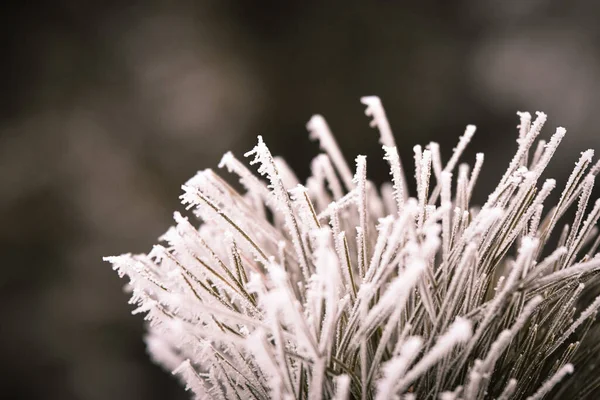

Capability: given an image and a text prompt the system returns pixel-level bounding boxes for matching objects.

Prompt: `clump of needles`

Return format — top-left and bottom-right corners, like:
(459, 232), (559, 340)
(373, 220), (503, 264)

(106, 97), (600, 399)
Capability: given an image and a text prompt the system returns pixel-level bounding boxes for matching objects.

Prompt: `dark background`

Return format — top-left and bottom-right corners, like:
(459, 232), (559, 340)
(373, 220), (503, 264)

(3, 1), (600, 399)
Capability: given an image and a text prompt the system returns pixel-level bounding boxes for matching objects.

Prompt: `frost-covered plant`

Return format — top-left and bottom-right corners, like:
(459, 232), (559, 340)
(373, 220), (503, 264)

(106, 97), (600, 399)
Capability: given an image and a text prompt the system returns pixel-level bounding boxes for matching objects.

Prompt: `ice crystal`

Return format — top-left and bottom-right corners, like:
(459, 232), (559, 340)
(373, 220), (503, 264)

(106, 98), (600, 399)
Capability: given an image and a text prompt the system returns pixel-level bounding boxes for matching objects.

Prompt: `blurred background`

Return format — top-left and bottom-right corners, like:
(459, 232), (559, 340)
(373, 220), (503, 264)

(3, 0), (600, 399)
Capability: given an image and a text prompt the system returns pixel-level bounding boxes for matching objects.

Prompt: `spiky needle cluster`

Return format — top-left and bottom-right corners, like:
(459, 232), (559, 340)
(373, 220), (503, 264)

(106, 97), (600, 400)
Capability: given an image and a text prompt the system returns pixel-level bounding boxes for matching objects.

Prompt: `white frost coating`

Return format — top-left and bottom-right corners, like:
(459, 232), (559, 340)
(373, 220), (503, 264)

(591, 158), (600, 177)
(354, 156), (368, 225)
(428, 142), (443, 181)
(307, 114), (355, 190)
(517, 111), (532, 141)
(444, 124), (476, 174)
(245, 136), (312, 282)
(173, 360), (209, 399)
(549, 293), (600, 355)
(106, 103), (600, 399)
(146, 333), (183, 371)
(219, 151), (272, 203)
(565, 175), (595, 254)
(361, 95), (396, 148)
(530, 139), (547, 170)
(497, 379), (518, 400)
(361, 258), (426, 335)
(530, 127), (566, 181)
(375, 337), (423, 400)
(496, 112), (546, 196)
(418, 149), (432, 227)
(478, 296), (543, 383)
(333, 374), (351, 400)
(467, 153), (484, 200)
(394, 318), (472, 395)
(532, 254), (600, 289)
(460, 237), (538, 368)
(383, 145), (406, 211)
(274, 156), (300, 188)
(565, 197), (600, 267)
(311, 153), (344, 200)
(525, 364), (574, 400)
(441, 171), (453, 263)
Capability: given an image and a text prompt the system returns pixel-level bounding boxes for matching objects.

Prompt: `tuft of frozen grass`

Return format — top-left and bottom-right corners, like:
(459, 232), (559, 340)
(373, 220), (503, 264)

(106, 97), (600, 399)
